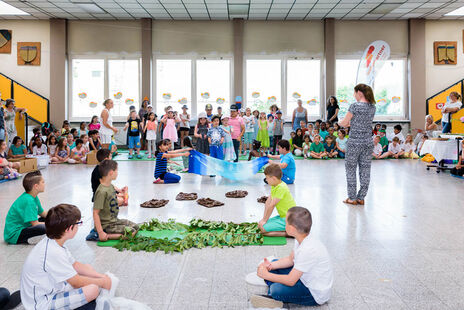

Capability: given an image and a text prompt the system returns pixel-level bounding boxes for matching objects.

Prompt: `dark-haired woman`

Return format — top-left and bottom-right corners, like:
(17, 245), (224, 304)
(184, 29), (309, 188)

(326, 96), (339, 123)
(339, 84), (376, 206)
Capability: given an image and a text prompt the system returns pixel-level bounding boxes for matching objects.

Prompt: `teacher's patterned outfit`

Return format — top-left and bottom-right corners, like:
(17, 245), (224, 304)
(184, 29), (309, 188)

(345, 102), (376, 201)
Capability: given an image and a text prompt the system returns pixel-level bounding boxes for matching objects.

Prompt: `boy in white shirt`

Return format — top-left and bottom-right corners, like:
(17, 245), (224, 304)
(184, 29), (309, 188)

(389, 125), (405, 144)
(249, 207), (333, 308)
(21, 204), (112, 310)
(372, 135), (383, 159)
(380, 136), (404, 159)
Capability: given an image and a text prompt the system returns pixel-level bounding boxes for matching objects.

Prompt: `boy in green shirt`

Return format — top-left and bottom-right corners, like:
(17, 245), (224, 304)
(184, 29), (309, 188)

(379, 129), (389, 153)
(309, 135), (327, 159)
(259, 164), (296, 237)
(93, 159), (138, 241)
(4, 171), (48, 244)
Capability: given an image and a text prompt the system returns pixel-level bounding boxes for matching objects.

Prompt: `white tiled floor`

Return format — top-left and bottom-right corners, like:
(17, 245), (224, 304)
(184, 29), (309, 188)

(0, 159), (463, 309)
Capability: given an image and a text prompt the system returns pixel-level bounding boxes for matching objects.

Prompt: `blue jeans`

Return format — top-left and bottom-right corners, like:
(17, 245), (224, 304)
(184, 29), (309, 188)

(442, 121), (451, 133)
(0, 128), (5, 141)
(159, 172), (181, 184)
(282, 174), (294, 184)
(338, 151), (345, 158)
(265, 262), (318, 306)
(209, 145), (224, 160)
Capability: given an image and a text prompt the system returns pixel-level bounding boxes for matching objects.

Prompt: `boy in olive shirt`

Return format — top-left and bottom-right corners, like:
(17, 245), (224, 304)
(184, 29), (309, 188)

(93, 159), (138, 241)
(259, 164), (296, 237)
(4, 171), (48, 244)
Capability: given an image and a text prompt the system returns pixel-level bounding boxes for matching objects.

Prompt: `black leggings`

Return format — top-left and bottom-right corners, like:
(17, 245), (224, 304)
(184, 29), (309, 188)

(273, 135), (282, 154)
(76, 300), (96, 310)
(16, 224), (46, 244)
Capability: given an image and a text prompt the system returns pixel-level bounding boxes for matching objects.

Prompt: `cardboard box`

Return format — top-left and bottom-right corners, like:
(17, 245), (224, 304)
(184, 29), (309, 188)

(86, 151), (99, 165)
(9, 158), (38, 173)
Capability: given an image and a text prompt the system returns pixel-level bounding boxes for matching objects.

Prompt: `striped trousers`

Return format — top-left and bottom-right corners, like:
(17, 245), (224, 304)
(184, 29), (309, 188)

(345, 142), (373, 201)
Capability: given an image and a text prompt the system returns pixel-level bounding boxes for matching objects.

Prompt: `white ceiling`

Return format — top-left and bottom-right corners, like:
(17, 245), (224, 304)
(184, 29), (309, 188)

(1, 0), (464, 20)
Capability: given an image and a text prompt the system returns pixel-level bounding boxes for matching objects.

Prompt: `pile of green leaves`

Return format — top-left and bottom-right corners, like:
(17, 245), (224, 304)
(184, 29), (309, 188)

(114, 219), (264, 254)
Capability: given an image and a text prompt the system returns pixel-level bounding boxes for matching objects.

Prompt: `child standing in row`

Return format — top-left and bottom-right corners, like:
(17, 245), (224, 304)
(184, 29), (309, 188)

(243, 108), (255, 154)
(153, 139), (191, 184)
(182, 136), (193, 171)
(179, 105), (190, 147)
(273, 111), (284, 155)
(144, 112), (158, 158)
(124, 110), (143, 159)
(220, 116), (236, 162)
(257, 112), (270, 153)
(162, 109), (180, 149)
(207, 115), (226, 160)
(195, 112), (210, 154)
(268, 114), (274, 153)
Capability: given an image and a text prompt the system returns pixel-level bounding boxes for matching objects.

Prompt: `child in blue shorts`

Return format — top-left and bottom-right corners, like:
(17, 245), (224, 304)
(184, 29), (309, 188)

(123, 110), (142, 159)
(258, 164), (296, 237)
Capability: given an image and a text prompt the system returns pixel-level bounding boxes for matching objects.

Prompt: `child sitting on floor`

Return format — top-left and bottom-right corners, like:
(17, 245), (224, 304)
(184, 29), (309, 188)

(336, 129), (347, 158)
(80, 134), (90, 152)
(89, 130), (102, 151)
(379, 129), (389, 153)
(402, 134), (419, 159)
(8, 136), (27, 158)
(288, 131), (296, 152)
(417, 134), (428, 155)
(51, 138), (70, 164)
(89, 115), (101, 131)
(292, 128), (304, 157)
(153, 139), (191, 184)
(390, 124), (405, 144)
(32, 136), (47, 156)
(310, 135), (327, 159)
(61, 120), (70, 136)
(372, 136), (383, 159)
(380, 136), (403, 159)
(302, 135), (311, 159)
(70, 138), (87, 164)
(93, 159), (138, 241)
(267, 140), (296, 185)
(249, 207), (333, 308)
(3, 171), (47, 244)
(258, 164), (296, 237)
(47, 135), (57, 157)
(66, 133), (75, 149)
(324, 135), (338, 158)
(21, 204), (112, 310)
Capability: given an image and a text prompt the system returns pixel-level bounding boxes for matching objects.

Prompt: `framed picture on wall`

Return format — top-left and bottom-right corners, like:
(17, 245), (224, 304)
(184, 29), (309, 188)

(17, 42), (41, 66)
(0, 30), (12, 53)
(433, 41), (457, 65)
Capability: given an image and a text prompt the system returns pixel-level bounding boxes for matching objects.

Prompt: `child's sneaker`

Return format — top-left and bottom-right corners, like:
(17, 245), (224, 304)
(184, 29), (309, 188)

(136, 154), (142, 159)
(250, 295), (283, 308)
(86, 228), (99, 241)
(27, 236), (44, 245)
(245, 272), (267, 286)
(147, 155), (152, 159)
(128, 155), (133, 159)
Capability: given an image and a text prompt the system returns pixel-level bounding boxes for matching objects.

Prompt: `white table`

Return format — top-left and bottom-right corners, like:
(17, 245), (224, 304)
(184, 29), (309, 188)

(420, 139), (461, 163)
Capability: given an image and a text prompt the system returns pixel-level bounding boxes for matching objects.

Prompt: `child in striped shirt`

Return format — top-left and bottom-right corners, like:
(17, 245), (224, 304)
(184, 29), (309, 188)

(153, 139), (190, 184)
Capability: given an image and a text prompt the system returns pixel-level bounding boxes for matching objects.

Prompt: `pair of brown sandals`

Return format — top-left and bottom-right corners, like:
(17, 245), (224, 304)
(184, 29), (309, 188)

(343, 199), (365, 206)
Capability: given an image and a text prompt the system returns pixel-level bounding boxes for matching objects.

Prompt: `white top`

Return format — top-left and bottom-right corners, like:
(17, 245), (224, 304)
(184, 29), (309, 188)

(180, 112), (190, 128)
(32, 144), (47, 156)
(388, 143), (402, 154)
(442, 101), (462, 123)
(48, 144), (57, 156)
(100, 108), (113, 136)
(402, 142), (416, 153)
(293, 234), (333, 305)
(373, 143), (383, 155)
(389, 132), (405, 144)
(21, 238), (77, 310)
(243, 115), (255, 132)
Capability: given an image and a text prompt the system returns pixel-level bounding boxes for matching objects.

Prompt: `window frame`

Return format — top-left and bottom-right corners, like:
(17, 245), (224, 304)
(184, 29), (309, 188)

(68, 55), (141, 122)
(153, 55), (234, 121)
(335, 57), (409, 122)
(244, 55), (323, 122)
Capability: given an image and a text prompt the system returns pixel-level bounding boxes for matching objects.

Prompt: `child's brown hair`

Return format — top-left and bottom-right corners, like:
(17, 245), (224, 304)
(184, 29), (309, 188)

(264, 164), (283, 179)
(287, 207), (312, 234)
(98, 159), (118, 177)
(45, 204), (81, 239)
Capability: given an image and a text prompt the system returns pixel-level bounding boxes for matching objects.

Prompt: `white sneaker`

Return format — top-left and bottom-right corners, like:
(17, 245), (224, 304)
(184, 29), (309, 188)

(27, 236), (44, 245)
(246, 272), (267, 286)
(250, 295), (284, 309)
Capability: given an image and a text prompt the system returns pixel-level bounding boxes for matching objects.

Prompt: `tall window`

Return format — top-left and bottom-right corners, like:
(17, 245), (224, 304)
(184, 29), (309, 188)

(71, 59), (104, 119)
(156, 59), (191, 115)
(108, 60), (140, 117)
(336, 59), (406, 119)
(246, 60), (281, 112)
(287, 60), (321, 116)
(196, 60), (230, 114)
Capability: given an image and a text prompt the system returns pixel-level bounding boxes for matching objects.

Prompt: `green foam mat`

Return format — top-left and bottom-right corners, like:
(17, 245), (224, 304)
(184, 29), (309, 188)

(97, 229), (287, 247)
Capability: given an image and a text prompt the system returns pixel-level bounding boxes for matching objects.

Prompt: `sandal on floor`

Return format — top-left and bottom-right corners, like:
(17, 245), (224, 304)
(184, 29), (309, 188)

(343, 198), (358, 205)
(357, 199), (365, 205)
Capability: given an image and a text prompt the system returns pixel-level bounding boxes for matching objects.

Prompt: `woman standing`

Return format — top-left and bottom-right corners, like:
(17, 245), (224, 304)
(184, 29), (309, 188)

(441, 91), (462, 133)
(100, 99), (118, 145)
(339, 84), (376, 206)
(291, 100), (308, 131)
(4, 99), (26, 147)
(139, 99), (149, 150)
(326, 96), (339, 123)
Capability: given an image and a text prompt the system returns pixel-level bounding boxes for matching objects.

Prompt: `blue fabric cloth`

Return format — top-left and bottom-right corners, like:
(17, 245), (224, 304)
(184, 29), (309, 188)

(189, 150), (268, 180)
(128, 136), (141, 149)
(209, 145), (224, 160)
(265, 260), (318, 306)
(280, 153), (296, 182)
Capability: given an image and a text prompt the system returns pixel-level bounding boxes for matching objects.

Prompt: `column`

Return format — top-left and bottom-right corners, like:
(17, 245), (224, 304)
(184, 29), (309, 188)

(324, 18), (335, 116)
(233, 18), (244, 104)
(49, 18), (66, 126)
(409, 19), (426, 130)
(141, 18), (152, 102)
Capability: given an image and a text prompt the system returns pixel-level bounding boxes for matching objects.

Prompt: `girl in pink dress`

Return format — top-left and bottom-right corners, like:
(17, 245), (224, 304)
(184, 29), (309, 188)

(162, 109), (180, 148)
